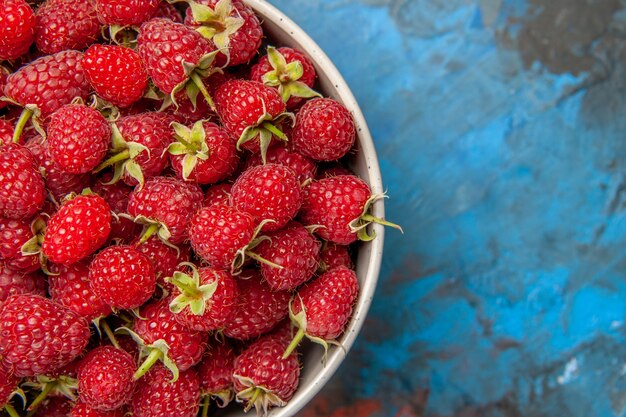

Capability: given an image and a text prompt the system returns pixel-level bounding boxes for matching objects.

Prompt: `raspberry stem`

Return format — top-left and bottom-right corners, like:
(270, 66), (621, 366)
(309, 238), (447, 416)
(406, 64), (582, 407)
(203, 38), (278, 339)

(246, 251), (284, 270)
(4, 404), (19, 417)
(189, 72), (216, 111)
(201, 396), (210, 417)
(27, 381), (54, 411)
(12, 107), (33, 143)
(101, 320), (120, 350)
(138, 223), (160, 245)
(282, 327), (305, 359)
(94, 149), (130, 172)
(133, 348), (164, 380)
(244, 388), (262, 412)
(261, 122), (286, 140)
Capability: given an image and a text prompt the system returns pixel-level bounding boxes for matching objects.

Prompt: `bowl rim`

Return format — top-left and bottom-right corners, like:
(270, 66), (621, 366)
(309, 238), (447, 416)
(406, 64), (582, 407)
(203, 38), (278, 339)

(242, 1), (386, 416)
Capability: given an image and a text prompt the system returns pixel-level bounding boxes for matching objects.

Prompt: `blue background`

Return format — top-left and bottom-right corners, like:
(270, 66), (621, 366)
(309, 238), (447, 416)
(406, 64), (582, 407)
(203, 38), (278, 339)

(267, 0), (626, 416)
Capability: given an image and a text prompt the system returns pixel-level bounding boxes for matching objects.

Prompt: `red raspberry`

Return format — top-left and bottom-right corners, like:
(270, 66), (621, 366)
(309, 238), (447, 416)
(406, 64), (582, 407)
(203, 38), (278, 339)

(197, 340), (236, 406)
(284, 267), (359, 357)
(0, 0), (35, 60)
(0, 361), (19, 409)
(91, 176), (141, 244)
(4, 50), (90, 118)
(299, 175), (379, 244)
(317, 165), (353, 179)
(255, 222), (320, 291)
(188, 204), (255, 270)
(0, 117), (13, 144)
(77, 346), (136, 411)
(250, 46), (319, 109)
(0, 294), (90, 377)
(127, 176), (203, 244)
(47, 104), (111, 174)
(48, 261), (112, 321)
(0, 143), (46, 220)
(42, 194), (111, 265)
(131, 364), (200, 417)
(319, 242), (353, 272)
(203, 182), (232, 207)
(168, 265), (239, 332)
(109, 112), (175, 187)
(214, 79), (289, 159)
(232, 334), (300, 414)
(133, 300), (206, 374)
(83, 44), (148, 108)
(89, 245), (156, 310)
(34, 0), (100, 54)
(0, 66), (10, 111)
(292, 98), (355, 161)
(25, 135), (92, 202)
(32, 397), (73, 417)
(70, 402), (126, 417)
(0, 263), (46, 306)
(132, 235), (190, 291)
(168, 121), (239, 184)
(245, 146), (317, 185)
(137, 18), (217, 101)
(185, 0), (262, 67)
(223, 271), (290, 341)
(0, 217), (40, 272)
(230, 164), (302, 231)
(152, 1), (182, 23)
(95, 0), (159, 26)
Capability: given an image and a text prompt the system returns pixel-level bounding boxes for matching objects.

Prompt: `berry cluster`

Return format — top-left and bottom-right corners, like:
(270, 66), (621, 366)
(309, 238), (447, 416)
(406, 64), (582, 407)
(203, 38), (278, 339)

(0, 1), (401, 416)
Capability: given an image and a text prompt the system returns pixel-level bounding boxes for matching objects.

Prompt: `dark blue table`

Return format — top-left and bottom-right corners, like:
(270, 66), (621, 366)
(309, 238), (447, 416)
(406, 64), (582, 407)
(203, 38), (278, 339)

(269, 0), (626, 416)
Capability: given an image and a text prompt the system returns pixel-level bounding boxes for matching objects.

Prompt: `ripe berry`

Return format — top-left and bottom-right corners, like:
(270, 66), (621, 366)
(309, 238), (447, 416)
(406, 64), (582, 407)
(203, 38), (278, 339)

(131, 364), (200, 417)
(83, 44), (148, 108)
(48, 261), (112, 321)
(188, 204), (255, 270)
(4, 50), (90, 118)
(42, 194), (111, 265)
(197, 340), (236, 407)
(47, 104), (111, 174)
(77, 346), (136, 411)
(283, 267), (359, 357)
(245, 146), (317, 185)
(255, 222), (320, 291)
(215, 80), (290, 160)
(0, 143), (46, 220)
(89, 245), (156, 310)
(0, 263), (46, 306)
(0, 217), (40, 272)
(232, 334), (300, 414)
(95, 0), (159, 26)
(0, 0), (35, 60)
(132, 235), (190, 291)
(0, 294), (90, 377)
(292, 98), (355, 161)
(223, 271), (290, 341)
(203, 182), (232, 207)
(127, 176), (203, 245)
(34, 0), (100, 54)
(230, 164), (302, 231)
(70, 402), (126, 417)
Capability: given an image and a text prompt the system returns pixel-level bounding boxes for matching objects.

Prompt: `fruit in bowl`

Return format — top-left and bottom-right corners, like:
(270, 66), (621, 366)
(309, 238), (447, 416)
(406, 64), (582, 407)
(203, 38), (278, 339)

(0, 0), (400, 416)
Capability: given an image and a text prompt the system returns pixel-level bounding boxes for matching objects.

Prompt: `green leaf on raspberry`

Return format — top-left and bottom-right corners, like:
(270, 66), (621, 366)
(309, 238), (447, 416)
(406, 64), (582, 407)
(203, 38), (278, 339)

(189, 0), (244, 63)
(118, 327), (180, 383)
(261, 46), (321, 103)
(236, 104), (295, 164)
(171, 51), (221, 111)
(166, 262), (219, 316)
(348, 193), (404, 241)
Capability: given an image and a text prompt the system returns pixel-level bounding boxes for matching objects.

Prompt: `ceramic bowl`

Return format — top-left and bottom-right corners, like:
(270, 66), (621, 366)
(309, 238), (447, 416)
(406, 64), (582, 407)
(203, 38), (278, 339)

(220, 1), (386, 416)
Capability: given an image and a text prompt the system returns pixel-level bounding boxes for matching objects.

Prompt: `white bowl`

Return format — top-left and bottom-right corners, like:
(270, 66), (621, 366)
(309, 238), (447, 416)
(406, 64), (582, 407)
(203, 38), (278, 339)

(224, 1), (386, 416)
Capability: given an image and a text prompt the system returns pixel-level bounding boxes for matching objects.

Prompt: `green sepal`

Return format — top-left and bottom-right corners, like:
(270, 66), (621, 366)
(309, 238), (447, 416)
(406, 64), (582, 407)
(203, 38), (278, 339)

(118, 327), (180, 383)
(127, 214), (175, 248)
(167, 263), (219, 316)
(207, 388), (235, 408)
(167, 121), (211, 181)
(190, 0), (244, 62)
(22, 375), (79, 404)
(20, 216), (46, 257)
(231, 219), (282, 273)
(348, 193), (403, 241)
(236, 109), (295, 164)
(170, 51), (221, 111)
(261, 46), (322, 103)
(233, 376), (287, 415)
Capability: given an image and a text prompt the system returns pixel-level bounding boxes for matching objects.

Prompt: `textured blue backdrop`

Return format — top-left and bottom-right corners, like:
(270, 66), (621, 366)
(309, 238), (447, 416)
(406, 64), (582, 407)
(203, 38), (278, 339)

(267, 0), (626, 416)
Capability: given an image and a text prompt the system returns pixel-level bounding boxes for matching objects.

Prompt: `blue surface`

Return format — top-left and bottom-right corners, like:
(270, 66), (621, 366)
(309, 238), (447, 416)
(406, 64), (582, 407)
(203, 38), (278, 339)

(267, 0), (626, 416)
